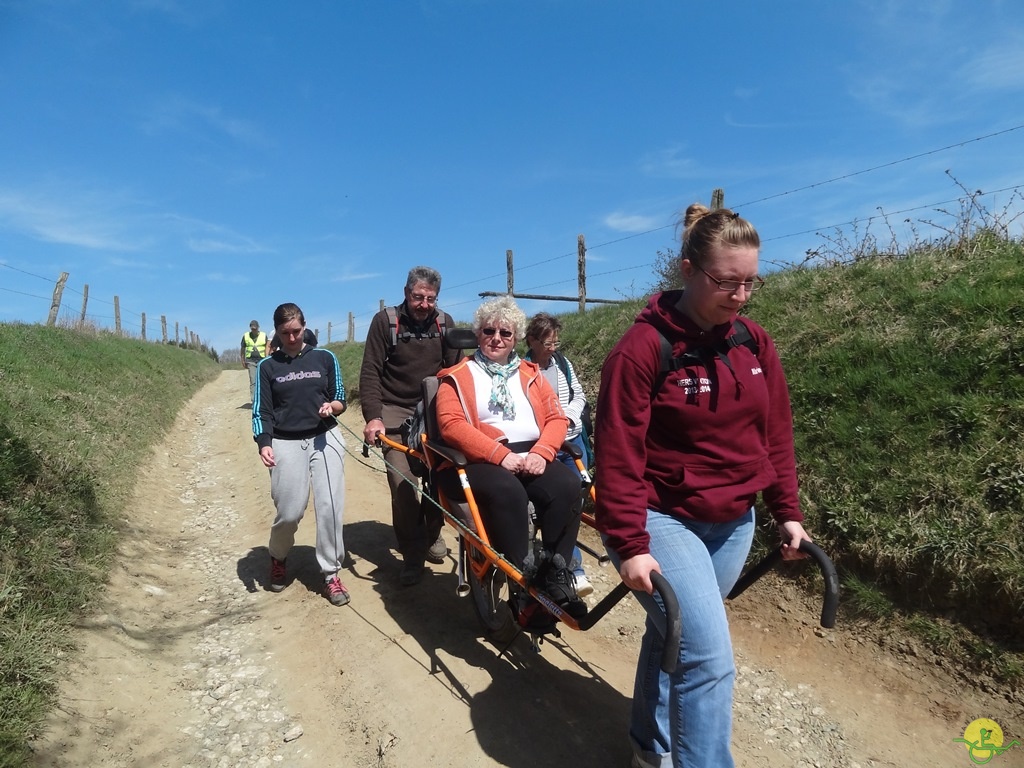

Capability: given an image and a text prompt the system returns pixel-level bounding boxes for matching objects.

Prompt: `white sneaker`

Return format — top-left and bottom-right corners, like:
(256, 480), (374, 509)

(426, 534), (448, 564)
(573, 572), (594, 598)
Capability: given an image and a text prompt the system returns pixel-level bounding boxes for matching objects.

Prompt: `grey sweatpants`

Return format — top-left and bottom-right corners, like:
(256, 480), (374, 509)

(247, 362), (259, 403)
(268, 428), (346, 578)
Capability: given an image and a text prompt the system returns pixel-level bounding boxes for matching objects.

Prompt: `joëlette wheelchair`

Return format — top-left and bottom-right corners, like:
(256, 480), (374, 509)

(369, 328), (837, 668)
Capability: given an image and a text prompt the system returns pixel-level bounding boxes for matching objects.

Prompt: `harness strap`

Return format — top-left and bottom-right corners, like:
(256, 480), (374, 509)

(385, 305), (448, 350)
(505, 440), (538, 454)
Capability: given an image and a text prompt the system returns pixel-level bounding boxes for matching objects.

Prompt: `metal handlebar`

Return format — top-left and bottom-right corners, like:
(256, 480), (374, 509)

(727, 539), (838, 628)
(650, 571), (681, 674)
(361, 426), (409, 458)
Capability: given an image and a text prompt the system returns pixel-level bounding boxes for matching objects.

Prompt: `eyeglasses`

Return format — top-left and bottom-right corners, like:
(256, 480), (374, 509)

(694, 264), (765, 294)
(542, 340), (561, 350)
(409, 293), (437, 305)
(481, 327), (514, 339)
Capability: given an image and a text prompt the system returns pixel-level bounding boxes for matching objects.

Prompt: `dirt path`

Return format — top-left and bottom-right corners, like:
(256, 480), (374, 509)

(32, 371), (1022, 767)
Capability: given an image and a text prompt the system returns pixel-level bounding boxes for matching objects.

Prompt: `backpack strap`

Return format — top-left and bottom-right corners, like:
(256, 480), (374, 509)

(435, 313), (448, 360)
(653, 318), (759, 395)
(385, 306), (400, 350)
(552, 350), (574, 402)
(725, 318), (758, 356)
(386, 306), (448, 349)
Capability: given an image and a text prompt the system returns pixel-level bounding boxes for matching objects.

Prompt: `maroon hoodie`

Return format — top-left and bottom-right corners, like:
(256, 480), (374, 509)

(595, 291), (803, 561)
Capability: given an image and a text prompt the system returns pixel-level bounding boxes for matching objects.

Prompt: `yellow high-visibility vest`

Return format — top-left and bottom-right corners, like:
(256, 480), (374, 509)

(242, 331), (267, 359)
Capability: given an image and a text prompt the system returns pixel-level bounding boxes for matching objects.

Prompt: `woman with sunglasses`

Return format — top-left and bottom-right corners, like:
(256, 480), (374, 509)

(434, 295), (587, 618)
(595, 204), (813, 768)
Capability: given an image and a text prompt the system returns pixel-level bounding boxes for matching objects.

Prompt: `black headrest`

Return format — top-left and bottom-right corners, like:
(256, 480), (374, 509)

(445, 327), (479, 351)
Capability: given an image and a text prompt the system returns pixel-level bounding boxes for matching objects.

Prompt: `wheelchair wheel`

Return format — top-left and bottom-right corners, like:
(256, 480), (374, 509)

(467, 551), (517, 644)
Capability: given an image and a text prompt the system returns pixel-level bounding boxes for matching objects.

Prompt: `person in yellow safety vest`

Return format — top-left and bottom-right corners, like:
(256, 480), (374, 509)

(241, 319), (271, 405)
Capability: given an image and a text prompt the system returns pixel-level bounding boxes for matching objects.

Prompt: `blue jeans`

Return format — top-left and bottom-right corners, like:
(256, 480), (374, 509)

(606, 507), (755, 768)
(557, 434), (590, 576)
(557, 432), (589, 475)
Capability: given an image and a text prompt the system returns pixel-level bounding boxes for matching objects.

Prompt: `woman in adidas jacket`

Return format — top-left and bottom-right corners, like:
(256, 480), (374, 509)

(595, 205), (812, 768)
(253, 303), (350, 607)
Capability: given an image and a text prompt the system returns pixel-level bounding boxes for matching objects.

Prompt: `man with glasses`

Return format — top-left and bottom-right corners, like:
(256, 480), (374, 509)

(360, 266), (461, 585)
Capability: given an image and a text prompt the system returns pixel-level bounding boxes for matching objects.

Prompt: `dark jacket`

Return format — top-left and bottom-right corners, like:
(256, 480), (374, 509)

(594, 290), (802, 561)
(253, 346), (346, 451)
(359, 302), (459, 422)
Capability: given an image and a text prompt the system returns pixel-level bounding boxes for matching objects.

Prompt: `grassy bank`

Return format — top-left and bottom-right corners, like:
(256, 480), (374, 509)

(556, 231), (1024, 689)
(326, 341), (366, 403)
(0, 326), (219, 766)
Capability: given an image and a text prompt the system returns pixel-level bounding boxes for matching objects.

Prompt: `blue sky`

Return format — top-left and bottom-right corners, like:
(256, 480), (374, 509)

(1, 0), (1022, 357)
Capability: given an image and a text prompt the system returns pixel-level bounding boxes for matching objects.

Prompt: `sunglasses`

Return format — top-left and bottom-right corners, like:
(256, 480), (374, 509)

(481, 327), (514, 339)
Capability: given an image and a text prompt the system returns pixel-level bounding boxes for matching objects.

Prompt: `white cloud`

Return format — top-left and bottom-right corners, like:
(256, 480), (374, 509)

(639, 145), (697, 178)
(846, 2), (1023, 124)
(141, 95), (269, 147)
(604, 211), (661, 233)
(0, 185), (271, 261)
(186, 237), (265, 254)
(959, 38), (1024, 91)
(157, 212), (269, 255)
(0, 188), (147, 251)
(334, 272), (382, 283)
(204, 272), (249, 284)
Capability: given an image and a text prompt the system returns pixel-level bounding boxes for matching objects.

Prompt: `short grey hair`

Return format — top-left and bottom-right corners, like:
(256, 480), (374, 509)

(406, 266), (442, 292)
(473, 295), (527, 341)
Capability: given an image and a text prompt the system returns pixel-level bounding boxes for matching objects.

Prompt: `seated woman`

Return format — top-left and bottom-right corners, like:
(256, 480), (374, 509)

(433, 296), (587, 617)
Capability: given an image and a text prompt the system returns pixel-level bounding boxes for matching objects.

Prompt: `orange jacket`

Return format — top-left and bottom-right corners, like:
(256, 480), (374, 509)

(435, 357), (568, 465)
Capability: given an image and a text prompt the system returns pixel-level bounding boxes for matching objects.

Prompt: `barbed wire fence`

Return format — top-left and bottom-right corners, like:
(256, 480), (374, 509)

(0, 263), (212, 354)
(324, 124), (1024, 342)
(327, 178), (1024, 343)
(3, 126), (1022, 350)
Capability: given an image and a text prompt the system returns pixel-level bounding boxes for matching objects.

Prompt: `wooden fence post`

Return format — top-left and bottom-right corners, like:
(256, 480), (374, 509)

(114, 296), (121, 335)
(711, 188), (725, 210)
(577, 235), (587, 314)
(327, 322), (332, 344)
(47, 272), (69, 326)
(161, 315), (168, 343)
(348, 312), (354, 342)
(184, 325), (189, 348)
(379, 299), (385, 313)
(141, 312), (147, 340)
(506, 250), (514, 295)
(175, 322), (180, 346)
(79, 284), (89, 327)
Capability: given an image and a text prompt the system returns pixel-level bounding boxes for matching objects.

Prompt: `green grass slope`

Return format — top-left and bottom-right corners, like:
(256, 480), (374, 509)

(759, 234), (1023, 636)
(557, 232), (1023, 685)
(0, 325), (219, 766)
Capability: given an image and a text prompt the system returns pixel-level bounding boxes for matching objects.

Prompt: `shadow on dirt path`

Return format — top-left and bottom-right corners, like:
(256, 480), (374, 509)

(31, 370), (1023, 768)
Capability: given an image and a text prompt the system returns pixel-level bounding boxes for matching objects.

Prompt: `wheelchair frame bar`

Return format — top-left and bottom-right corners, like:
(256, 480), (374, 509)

(372, 433), (680, 648)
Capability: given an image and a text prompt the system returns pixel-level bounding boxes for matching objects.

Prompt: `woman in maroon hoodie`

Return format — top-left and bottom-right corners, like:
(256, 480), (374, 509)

(595, 204), (812, 768)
